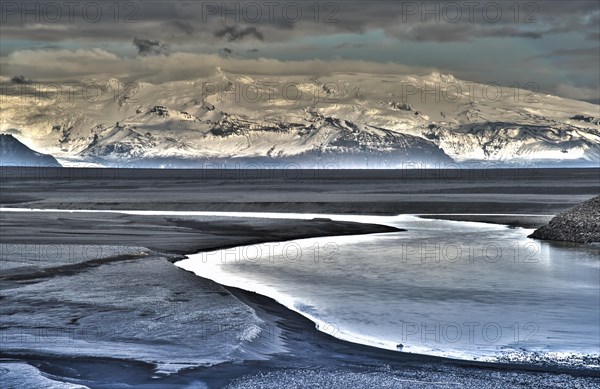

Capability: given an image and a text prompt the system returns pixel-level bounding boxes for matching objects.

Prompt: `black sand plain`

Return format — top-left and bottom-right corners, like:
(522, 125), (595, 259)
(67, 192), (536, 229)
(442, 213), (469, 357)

(1, 167), (599, 388)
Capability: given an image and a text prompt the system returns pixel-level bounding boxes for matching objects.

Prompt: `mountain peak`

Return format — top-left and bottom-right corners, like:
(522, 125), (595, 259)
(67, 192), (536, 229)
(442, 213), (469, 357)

(0, 134), (61, 167)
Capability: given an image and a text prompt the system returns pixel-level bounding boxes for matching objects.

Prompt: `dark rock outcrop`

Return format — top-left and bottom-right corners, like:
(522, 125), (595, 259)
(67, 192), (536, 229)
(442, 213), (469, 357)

(528, 196), (600, 243)
(570, 115), (600, 125)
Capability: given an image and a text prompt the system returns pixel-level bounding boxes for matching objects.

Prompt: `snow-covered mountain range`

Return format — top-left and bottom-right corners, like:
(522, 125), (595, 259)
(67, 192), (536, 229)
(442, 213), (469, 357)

(1, 71), (598, 167)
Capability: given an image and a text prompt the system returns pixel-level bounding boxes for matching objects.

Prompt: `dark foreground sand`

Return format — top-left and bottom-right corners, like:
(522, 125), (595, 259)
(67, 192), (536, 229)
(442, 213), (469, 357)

(1, 168), (599, 388)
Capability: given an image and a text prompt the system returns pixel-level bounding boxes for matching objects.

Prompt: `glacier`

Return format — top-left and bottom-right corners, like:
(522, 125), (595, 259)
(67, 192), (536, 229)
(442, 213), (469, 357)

(1, 71), (598, 168)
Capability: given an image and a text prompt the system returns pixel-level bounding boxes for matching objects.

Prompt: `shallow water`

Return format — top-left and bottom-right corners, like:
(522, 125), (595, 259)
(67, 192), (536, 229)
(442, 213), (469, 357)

(177, 215), (600, 365)
(0, 249), (271, 374)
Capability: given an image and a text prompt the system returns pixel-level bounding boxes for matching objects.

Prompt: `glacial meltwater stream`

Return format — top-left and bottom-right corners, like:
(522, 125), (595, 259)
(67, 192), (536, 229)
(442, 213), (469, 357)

(176, 214), (600, 367)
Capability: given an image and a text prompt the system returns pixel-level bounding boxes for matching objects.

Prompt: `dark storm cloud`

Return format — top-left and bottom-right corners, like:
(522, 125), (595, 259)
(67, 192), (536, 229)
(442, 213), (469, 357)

(10, 75), (32, 84)
(389, 24), (544, 43)
(133, 38), (170, 56)
(1, 1), (598, 44)
(214, 26), (264, 42)
(168, 21), (195, 36)
(1, 0), (598, 101)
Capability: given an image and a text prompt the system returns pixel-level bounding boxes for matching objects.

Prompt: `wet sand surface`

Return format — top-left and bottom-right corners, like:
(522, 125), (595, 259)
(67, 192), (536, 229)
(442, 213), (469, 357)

(1, 168), (599, 388)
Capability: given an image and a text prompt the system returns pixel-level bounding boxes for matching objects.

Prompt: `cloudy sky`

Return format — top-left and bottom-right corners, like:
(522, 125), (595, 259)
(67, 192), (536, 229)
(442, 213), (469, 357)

(1, 0), (599, 102)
